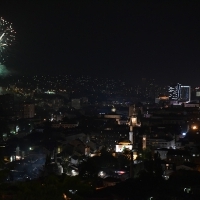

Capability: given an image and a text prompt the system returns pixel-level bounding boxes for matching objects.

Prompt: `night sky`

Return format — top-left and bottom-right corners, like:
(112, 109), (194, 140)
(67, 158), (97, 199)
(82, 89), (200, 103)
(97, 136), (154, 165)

(1, 1), (200, 85)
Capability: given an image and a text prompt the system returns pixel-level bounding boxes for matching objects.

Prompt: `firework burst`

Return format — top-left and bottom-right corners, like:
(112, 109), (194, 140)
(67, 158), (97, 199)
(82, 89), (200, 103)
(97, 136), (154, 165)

(0, 17), (16, 64)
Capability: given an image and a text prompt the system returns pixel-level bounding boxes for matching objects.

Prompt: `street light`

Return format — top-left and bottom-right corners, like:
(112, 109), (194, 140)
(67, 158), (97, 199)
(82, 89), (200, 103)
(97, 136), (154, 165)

(192, 125), (198, 130)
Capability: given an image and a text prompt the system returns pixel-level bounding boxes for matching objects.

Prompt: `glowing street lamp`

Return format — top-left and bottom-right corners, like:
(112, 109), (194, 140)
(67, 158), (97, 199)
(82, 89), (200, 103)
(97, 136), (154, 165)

(192, 125), (198, 130)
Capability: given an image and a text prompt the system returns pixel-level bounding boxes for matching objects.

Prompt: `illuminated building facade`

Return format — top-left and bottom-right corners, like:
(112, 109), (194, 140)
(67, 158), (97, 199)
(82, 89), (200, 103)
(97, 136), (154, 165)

(116, 139), (132, 152)
(168, 83), (181, 101)
(180, 86), (191, 103)
(168, 83), (191, 103)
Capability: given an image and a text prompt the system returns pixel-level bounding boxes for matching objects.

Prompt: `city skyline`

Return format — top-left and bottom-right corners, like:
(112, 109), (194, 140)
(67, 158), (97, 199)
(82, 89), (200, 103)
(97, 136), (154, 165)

(1, 1), (200, 85)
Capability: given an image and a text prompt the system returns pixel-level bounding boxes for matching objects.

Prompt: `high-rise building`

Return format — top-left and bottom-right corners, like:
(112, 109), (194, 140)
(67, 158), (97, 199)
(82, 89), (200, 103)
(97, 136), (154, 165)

(168, 83), (181, 101)
(180, 86), (191, 103)
(168, 83), (191, 103)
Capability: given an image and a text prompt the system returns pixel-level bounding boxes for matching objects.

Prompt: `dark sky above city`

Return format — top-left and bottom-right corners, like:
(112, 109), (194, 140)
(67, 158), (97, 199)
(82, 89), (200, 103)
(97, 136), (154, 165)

(1, 1), (200, 85)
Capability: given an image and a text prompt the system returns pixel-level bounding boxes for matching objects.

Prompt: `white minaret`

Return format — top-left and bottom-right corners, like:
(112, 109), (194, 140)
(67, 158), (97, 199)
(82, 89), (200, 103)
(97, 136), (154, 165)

(129, 120), (134, 144)
(131, 105), (138, 126)
(129, 105), (137, 144)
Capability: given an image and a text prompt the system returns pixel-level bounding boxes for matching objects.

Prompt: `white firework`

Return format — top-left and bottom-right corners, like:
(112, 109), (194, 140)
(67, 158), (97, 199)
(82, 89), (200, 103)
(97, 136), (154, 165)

(0, 17), (16, 63)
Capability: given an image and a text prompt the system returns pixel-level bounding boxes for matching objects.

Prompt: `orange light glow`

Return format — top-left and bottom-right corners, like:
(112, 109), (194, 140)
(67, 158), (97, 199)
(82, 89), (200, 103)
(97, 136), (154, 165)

(192, 125), (198, 130)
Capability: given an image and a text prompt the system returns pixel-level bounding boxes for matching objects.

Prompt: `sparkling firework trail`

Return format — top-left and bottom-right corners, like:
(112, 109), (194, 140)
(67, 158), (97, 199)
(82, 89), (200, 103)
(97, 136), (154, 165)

(0, 17), (16, 64)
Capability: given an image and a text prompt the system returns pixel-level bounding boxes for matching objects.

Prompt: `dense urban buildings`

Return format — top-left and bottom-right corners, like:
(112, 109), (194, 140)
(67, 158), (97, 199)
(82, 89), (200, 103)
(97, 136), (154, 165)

(0, 74), (199, 199)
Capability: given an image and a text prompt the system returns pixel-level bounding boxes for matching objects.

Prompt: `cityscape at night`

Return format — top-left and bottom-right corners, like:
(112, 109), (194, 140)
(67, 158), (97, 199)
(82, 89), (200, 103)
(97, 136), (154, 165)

(1, 1), (200, 200)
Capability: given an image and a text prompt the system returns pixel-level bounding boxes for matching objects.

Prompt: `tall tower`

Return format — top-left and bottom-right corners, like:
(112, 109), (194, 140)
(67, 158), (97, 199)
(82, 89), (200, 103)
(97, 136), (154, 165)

(129, 121), (134, 144)
(129, 105), (137, 144)
(129, 105), (141, 126)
